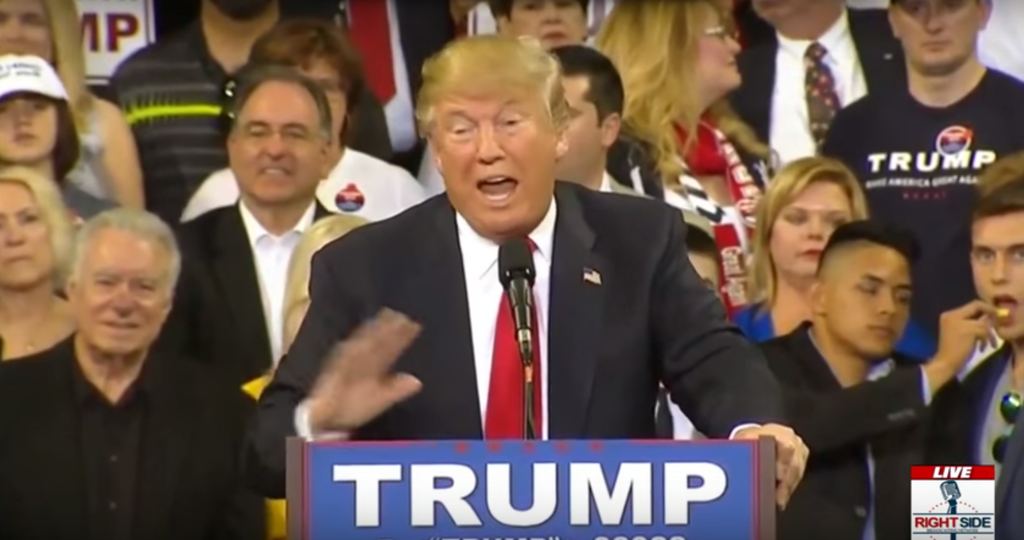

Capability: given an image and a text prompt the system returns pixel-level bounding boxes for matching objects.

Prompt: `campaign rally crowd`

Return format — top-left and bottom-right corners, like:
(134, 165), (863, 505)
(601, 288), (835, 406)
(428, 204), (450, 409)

(0, 0), (1023, 539)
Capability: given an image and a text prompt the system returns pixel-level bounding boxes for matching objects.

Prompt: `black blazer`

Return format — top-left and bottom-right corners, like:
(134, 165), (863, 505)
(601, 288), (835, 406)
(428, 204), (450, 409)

(0, 337), (262, 540)
(245, 182), (786, 497)
(731, 8), (906, 144)
(161, 202), (333, 384)
(996, 405), (1024, 540)
(760, 324), (931, 540)
(928, 345), (1011, 466)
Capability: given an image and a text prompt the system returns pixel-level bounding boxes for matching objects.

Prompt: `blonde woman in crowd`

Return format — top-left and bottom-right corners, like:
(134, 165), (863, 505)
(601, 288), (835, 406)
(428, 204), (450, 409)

(597, 0), (770, 318)
(0, 0), (144, 207)
(735, 156), (935, 359)
(0, 165), (74, 360)
(242, 214), (367, 540)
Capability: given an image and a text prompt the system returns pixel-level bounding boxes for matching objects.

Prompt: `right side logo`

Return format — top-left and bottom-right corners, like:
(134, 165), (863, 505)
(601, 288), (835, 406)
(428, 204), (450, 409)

(911, 465), (995, 538)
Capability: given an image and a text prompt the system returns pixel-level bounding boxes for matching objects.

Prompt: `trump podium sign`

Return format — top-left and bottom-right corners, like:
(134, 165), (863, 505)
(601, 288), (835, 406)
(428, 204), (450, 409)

(286, 438), (776, 540)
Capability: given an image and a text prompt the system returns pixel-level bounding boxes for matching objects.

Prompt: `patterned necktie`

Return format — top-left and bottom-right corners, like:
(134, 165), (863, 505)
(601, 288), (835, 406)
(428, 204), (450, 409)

(804, 42), (840, 152)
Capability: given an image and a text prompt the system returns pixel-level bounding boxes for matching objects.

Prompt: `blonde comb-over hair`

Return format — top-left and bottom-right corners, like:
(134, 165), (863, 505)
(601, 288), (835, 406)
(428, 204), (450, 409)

(748, 156), (869, 306)
(415, 35), (570, 136)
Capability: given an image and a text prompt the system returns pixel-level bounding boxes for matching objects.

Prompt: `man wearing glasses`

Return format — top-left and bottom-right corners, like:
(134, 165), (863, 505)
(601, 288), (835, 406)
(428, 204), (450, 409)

(930, 153), (1024, 540)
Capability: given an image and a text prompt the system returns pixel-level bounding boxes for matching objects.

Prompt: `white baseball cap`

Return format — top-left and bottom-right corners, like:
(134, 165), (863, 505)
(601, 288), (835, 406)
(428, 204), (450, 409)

(0, 54), (68, 102)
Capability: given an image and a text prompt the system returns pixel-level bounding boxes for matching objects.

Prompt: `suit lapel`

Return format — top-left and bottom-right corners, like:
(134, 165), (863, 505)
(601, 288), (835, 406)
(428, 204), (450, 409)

(547, 184), (606, 437)
(313, 201), (332, 221)
(135, 360), (195, 537)
(789, 326), (844, 391)
(996, 410), (1024, 510)
(735, 43), (777, 143)
(848, 11), (902, 93)
(413, 201), (482, 437)
(33, 352), (89, 536)
(211, 207), (273, 372)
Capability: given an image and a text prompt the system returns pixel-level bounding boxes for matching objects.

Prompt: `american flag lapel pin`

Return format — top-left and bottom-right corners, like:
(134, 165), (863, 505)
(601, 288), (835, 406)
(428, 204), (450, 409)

(582, 268), (602, 285)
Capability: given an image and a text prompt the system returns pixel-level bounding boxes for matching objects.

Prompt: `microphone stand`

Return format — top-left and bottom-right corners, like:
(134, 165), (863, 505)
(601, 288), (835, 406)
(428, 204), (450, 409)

(947, 499), (957, 540)
(518, 339), (536, 440)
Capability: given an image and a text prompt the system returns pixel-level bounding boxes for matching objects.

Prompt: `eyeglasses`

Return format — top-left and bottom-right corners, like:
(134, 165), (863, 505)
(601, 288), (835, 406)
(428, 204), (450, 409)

(992, 391), (1021, 463)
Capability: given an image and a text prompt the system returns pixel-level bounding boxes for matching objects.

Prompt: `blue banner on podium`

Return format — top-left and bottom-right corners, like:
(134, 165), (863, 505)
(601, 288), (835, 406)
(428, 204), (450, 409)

(287, 438), (775, 540)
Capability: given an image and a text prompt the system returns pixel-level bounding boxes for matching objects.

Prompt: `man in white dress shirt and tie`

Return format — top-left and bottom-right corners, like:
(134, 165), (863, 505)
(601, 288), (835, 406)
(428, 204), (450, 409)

(246, 35), (809, 508)
(730, 0), (905, 165)
(548, 45), (635, 195)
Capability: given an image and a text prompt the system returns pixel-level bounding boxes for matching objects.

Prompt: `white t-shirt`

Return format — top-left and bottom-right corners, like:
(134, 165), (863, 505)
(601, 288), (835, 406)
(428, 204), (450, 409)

(180, 149), (428, 222)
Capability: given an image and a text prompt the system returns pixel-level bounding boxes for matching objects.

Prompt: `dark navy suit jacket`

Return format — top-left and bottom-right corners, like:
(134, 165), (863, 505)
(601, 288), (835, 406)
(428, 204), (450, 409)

(996, 408), (1024, 539)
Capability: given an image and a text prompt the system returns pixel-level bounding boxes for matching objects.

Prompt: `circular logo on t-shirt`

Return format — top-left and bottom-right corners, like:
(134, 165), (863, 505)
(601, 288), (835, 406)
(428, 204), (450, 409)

(334, 183), (365, 213)
(935, 125), (973, 156)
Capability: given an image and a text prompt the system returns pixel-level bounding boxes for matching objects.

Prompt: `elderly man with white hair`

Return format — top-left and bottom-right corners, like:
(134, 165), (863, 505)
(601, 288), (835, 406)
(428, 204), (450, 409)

(0, 208), (263, 540)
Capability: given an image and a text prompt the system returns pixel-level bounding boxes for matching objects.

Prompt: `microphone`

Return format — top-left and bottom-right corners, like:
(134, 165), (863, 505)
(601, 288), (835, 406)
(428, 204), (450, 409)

(498, 239), (537, 439)
(940, 480), (960, 539)
(498, 239), (536, 365)
(941, 480), (960, 513)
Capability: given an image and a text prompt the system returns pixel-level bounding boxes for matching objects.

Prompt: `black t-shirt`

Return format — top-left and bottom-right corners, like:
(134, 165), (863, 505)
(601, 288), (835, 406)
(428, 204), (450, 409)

(823, 70), (1024, 337)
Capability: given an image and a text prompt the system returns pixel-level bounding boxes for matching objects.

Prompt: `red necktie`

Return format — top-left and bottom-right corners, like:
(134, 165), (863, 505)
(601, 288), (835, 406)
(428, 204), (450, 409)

(484, 243), (542, 439)
(346, 0), (396, 103)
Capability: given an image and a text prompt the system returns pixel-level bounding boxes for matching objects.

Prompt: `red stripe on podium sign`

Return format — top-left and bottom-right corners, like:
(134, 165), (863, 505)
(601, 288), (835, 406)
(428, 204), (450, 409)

(910, 465), (996, 480)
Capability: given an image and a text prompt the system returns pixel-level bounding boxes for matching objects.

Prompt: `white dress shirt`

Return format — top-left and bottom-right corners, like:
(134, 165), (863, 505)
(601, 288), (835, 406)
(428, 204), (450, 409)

(179, 149), (426, 222)
(358, 0), (418, 152)
(770, 10), (868, 165)
(458, 199), (556, 437)
(239, 202), (316, 363)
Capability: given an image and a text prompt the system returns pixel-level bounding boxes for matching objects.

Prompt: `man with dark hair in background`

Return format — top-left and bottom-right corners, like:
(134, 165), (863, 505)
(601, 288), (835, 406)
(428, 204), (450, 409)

(161, 65), (333, 385)
(549, 45), (634, 194)
(763, 220), (981, 540)
(823, 0), (1024, 340)
(928, 154), (1024, 540)
(111, 0), (391, 224)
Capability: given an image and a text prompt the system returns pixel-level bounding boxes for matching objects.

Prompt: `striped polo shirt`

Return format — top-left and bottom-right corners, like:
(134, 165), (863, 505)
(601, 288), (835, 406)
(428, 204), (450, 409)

(110, 23), (230, 224)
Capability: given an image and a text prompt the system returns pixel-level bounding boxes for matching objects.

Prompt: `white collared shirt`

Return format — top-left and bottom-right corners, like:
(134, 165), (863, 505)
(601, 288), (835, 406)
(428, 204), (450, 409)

(457, 199), (557, 437)
(770, 9), (868, 165)
(377, 0), (417, 152)
(599, 172), (613, 192)
(239, 201), (316, 363)
(180, 149), (425, 223)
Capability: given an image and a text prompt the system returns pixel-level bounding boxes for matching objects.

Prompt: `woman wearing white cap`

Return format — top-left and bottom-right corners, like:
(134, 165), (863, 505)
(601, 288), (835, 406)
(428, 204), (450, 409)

(0, 54), (114, 222)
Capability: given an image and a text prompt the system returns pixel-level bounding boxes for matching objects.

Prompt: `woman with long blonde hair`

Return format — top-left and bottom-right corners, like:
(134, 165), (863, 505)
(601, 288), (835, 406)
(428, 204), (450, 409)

(597, 0), (770, 318)
(735, 156), (934, 359)
(0, 0), (144, 207)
